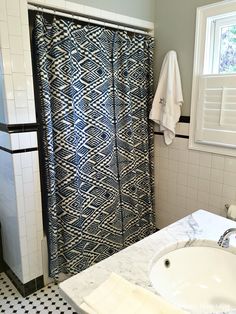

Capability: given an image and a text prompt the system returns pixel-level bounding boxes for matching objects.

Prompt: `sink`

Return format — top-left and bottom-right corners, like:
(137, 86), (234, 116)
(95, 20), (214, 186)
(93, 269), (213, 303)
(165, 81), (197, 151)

(149, 246), (236, 313)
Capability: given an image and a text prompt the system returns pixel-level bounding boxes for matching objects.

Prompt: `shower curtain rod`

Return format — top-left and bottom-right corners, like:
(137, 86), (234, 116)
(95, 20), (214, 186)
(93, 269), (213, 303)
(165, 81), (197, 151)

(28, 4), (151, 36)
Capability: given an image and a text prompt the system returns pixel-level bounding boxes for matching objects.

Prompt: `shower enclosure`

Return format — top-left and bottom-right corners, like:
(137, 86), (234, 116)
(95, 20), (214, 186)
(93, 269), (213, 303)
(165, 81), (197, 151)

(30, 10), (155, 279)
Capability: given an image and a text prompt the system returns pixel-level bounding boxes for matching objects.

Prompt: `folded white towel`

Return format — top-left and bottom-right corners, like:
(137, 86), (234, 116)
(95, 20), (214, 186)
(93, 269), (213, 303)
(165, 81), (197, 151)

(80, 273), (186, 314)
(149, 50), (183, 145)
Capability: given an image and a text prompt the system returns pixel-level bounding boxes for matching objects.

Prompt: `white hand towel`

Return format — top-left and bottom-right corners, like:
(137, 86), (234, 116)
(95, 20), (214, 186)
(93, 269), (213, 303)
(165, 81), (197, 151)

(80, 273), (186, 314)
(149, 50), (183, 145)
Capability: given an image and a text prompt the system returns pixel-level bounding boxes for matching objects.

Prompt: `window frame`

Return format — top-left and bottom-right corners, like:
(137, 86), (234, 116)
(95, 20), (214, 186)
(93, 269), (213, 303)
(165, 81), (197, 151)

(189, 0), (236, 157)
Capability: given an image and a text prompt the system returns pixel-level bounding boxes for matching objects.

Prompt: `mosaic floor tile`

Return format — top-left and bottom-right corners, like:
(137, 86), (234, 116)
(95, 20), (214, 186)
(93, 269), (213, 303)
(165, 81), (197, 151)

(0, 273), (77, 314)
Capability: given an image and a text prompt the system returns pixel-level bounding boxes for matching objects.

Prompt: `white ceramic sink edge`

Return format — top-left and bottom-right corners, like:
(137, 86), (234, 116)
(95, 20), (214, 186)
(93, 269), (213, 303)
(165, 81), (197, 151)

(149, 241), (236, 314)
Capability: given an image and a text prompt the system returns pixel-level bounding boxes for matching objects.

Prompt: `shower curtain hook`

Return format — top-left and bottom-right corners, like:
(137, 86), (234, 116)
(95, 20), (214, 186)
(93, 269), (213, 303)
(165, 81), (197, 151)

(53, 9), (56, 20)
(132, 29), (136, 40)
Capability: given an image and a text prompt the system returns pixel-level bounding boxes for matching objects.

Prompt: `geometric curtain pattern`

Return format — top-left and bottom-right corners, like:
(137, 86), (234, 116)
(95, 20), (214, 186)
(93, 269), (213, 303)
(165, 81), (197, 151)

(34, 14), (155, 278)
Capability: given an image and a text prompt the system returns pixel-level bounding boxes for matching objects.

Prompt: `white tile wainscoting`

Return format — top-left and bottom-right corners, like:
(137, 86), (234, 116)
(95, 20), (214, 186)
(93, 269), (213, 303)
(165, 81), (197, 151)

(0, 150), (20, 277)
(0, 149), (43, 285)
(154, 132), (236, 229)
(0, 0), (43, 289)
(12, 151), (43, 282)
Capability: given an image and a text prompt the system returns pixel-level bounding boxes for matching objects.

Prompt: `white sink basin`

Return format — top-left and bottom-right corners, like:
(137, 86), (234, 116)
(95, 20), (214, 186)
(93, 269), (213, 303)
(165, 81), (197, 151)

(150, 246), (236, 313)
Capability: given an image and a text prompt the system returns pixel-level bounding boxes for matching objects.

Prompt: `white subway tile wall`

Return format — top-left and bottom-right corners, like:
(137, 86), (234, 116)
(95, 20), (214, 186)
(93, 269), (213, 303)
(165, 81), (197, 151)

(154, 134), (236, 229)
(13, 151), (43, 283)
(0, 0), (43, 284)
(0, 131), (11, 149)
(10, 132), (38, 150)
(175, 122), (190, 136)
(4, 75), (14, 101)
(0, 0), (36, 125)
(0, 150), (23, 280)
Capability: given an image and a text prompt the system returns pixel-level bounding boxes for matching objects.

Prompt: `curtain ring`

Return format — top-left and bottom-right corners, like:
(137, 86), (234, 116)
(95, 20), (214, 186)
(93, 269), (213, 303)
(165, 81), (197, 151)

(39, 6), (43, 17)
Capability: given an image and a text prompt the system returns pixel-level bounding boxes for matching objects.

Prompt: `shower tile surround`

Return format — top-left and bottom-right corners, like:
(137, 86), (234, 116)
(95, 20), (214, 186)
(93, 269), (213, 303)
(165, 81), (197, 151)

(0, 0), (154, 295)
(154, 123), (236, 229)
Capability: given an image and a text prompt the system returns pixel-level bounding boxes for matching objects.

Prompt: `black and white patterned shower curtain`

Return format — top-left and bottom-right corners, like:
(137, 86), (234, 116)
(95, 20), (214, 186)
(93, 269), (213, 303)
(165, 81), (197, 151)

(34, 13), (155, 278)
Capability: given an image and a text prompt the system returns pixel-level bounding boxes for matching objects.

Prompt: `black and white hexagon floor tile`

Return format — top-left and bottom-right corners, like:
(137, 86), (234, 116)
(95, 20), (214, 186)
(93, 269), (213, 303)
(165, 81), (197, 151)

(0, 273), (78, 314)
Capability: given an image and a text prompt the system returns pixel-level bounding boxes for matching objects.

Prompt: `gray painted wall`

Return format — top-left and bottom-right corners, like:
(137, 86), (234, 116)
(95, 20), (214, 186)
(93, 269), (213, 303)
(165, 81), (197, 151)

(155, 0), (221, 116)
(69, 0), (156, 22)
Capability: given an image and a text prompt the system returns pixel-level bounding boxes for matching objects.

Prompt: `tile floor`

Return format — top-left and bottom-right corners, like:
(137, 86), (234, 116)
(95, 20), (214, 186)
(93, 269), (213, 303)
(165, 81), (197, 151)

(0, 273), (77, 314)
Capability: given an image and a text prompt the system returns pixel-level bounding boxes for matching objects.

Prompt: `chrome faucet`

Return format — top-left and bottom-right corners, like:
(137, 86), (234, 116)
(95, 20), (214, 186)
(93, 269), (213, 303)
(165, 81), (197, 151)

(218, 228), (236, 248)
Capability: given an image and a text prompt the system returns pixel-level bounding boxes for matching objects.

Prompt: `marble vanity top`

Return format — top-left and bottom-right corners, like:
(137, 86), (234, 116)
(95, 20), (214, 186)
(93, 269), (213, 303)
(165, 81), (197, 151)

(59, 210), (236, 313)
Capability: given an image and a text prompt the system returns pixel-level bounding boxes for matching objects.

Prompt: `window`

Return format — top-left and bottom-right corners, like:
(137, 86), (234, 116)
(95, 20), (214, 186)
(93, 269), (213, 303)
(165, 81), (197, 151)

(205, 14), (236, 74)
(219, 22), (236, 73)
(190, 1), (236, 157)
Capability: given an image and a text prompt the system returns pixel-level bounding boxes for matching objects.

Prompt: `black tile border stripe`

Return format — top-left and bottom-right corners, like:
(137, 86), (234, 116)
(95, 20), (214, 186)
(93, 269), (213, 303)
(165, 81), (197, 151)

(0, 146), (38, 154)
(4, 261), (44, 297)
(0, 146), (12, 154)
(179, 116), (190, 123)
(0, 118), (190, 134)
(0, 122), (39, 134)
(154, 132), (189, 139)
(175, 134), (189, 139)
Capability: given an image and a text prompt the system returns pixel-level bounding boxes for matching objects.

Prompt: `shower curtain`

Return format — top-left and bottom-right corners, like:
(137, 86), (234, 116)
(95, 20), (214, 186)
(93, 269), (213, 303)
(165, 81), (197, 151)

(33, 13), (155, 278)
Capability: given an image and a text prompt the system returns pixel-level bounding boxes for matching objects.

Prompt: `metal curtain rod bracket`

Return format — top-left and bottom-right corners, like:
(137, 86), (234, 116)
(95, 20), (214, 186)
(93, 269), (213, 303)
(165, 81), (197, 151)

(27, 3), (153, 36)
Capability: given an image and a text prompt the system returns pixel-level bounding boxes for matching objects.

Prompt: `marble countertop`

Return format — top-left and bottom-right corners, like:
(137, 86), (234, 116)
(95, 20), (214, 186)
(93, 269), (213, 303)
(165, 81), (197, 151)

(59, 210), (236, 313)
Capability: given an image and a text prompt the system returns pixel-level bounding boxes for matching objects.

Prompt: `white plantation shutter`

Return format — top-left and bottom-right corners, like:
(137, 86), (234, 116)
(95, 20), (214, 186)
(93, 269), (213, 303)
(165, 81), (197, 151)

(195, 75), (236, 148)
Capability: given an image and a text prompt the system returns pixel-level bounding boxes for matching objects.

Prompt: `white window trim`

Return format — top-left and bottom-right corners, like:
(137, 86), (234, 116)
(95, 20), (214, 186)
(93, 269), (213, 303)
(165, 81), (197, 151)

(189, 0), (236, 157)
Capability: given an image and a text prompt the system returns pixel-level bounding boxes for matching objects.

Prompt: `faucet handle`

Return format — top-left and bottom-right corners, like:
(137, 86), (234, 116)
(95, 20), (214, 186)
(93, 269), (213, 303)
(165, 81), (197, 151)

(218, 236), (229, 248)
